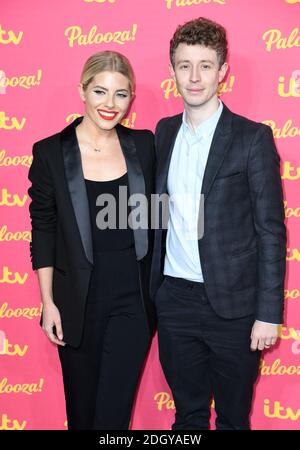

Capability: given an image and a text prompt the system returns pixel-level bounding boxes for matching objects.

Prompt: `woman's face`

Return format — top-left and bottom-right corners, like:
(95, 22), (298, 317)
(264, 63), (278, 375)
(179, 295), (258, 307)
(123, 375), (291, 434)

(79, 71), (132, 131)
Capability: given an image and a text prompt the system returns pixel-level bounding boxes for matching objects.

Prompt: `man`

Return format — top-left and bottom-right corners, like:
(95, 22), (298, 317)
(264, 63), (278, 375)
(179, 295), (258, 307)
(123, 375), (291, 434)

(150, 17), (286, 430)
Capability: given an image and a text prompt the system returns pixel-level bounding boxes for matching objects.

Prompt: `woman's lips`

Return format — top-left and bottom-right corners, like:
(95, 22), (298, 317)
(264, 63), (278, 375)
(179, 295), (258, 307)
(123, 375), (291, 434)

(97, 110), (119, 121)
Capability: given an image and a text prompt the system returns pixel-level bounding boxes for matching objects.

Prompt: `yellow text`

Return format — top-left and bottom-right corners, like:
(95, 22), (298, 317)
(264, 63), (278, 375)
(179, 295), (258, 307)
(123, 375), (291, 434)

(0, 267), (28, 285)
(0, 414), (26, 430)
(262, 28), (300, 52)
(263, 119), (300, 139)
(0, 226), (31, 242)
(0, 189), (28, 207)
(0, 70), (42, 90)
(0, 150), (32, 167)
(64, 24), (137, 48)
(0, 339), (28, 357)
(0, 377), (44, 395)
(165, 0), (225, 8)
(281, 162), (300, 180)
(260, 358), (300, 376)
(0, 302), (42, 320)
(0, 112), (26, 130)
(0, 26), (23, 45)
(264, 399), (300, 421)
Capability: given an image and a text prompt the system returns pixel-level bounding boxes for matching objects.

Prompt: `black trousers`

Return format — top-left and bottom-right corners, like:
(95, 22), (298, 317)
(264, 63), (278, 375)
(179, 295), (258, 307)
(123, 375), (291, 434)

(58, 248), (150, 430)
(155, 276), (261, 430)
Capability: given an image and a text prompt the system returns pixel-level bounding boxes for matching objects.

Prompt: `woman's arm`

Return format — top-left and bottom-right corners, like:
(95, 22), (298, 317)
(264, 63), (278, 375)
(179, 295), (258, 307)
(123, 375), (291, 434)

(37, 266), (54, 305)
(28, 143), (57, 270)
(28, 143), (65, 346)
(37, 267), (65, 346)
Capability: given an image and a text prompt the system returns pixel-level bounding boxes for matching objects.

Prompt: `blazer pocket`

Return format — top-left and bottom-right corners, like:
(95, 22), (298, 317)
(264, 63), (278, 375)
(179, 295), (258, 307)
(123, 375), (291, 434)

(230, 246), (257, 258)
(214, 172), (245, 184)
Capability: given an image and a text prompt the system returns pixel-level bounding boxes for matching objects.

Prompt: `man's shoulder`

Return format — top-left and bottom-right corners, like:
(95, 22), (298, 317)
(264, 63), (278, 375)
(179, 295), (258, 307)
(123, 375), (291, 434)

(231, 109), (270, 136)
(155, 113), (183, 134)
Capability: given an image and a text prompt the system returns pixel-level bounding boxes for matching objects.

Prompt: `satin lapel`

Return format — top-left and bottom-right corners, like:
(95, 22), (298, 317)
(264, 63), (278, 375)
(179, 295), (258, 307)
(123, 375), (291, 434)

(60, 116), (94, 266)
(201, 105), (234, 202)
(156, 114), (182, 195)
(116, 124), (147, 261)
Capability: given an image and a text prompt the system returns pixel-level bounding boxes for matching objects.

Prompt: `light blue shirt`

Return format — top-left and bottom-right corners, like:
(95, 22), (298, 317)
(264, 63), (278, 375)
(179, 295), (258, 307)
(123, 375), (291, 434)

(164, 101), (223, 281)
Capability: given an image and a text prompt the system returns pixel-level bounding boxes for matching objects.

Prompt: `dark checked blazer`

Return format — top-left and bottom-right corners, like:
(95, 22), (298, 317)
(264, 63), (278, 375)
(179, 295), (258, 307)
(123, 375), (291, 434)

(28, 116), (156, 347)
(150, 103), (287, 324)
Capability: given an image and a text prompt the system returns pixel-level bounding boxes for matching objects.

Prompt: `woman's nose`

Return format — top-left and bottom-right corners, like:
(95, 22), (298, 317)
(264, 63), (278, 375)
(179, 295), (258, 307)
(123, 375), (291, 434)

(104, 94), (115, 109)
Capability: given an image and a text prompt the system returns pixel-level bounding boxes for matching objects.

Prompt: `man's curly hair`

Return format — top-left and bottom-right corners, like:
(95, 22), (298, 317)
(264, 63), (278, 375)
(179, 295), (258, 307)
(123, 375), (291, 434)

(170, 17), (228, 69)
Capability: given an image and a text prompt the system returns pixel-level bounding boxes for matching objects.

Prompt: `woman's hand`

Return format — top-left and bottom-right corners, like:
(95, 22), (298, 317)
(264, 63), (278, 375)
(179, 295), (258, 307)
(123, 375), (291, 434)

(42, 301), (66, 346)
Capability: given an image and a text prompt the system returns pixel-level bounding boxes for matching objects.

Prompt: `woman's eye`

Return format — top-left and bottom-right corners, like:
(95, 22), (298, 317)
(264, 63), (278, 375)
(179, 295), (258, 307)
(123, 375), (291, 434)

(117, 93), (128, 98)
(94, 90), (105, 95)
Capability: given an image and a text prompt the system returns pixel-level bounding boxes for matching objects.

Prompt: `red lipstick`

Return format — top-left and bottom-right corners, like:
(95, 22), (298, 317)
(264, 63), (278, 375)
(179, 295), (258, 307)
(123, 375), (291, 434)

(97, 109), (119, 121)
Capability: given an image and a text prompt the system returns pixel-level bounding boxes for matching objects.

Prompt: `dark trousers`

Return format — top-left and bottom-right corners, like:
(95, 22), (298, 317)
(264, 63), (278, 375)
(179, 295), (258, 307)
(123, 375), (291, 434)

(155, 276), (261, 430)
(58, 248), (150, 430)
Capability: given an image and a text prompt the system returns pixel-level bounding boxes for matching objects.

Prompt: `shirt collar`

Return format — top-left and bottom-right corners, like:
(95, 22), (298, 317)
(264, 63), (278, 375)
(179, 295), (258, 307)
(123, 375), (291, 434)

(182, 100), (223, 140)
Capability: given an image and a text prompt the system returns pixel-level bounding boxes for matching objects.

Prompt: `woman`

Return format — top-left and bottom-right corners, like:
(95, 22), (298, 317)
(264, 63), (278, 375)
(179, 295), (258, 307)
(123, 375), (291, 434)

(28, 51), (156, 430)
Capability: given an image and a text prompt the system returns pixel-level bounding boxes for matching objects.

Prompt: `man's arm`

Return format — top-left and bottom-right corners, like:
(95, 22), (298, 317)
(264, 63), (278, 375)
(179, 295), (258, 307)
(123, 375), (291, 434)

(247, 125), (286, 350)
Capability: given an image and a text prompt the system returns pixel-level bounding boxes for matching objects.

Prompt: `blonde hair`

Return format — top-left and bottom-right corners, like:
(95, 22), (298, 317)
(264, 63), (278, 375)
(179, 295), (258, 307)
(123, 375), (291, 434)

(80, 51), (135, 93)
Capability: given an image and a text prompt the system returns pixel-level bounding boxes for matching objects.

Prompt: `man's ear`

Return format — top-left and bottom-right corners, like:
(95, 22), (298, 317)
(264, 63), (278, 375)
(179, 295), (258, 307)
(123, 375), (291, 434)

(218, 62), (228, 83)
(78, 83), (85, 102)
(169, 62), (175, 80)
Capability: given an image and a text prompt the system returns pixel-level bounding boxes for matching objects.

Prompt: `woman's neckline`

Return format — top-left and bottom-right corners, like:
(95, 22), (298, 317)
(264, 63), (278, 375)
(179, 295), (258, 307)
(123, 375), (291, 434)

(84, 172), (127, 183)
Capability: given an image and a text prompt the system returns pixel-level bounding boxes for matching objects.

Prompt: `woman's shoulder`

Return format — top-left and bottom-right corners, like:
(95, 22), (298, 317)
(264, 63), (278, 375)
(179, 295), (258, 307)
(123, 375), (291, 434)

(119, 126), (154, 163)
(33, 131), (60, 152)
(130, 127), (154, 136)
(119, 124), (153, 138)
(120, 126), (154, 150)
(31, 127), (66, 164)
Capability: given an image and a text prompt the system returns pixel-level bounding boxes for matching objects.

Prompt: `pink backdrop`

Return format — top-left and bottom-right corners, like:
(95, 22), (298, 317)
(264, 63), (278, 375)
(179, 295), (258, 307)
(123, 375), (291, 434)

(1, 0), (300, 430)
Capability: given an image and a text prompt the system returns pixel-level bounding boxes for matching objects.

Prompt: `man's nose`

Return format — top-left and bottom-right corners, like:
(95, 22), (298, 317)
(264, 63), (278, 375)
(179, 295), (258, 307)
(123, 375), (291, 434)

(190, 67), (200, 83)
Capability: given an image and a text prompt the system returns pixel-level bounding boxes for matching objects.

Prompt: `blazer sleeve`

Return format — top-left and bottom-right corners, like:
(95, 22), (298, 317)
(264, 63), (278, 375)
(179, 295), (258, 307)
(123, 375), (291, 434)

(154, 118), (165, 162)
(247, 125), (287, 323)
(28, 143), (57, 270)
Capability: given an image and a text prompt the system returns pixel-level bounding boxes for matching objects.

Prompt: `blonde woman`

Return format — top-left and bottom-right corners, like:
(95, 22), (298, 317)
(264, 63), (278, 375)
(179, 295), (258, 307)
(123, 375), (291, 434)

(28, 51), (156, 430)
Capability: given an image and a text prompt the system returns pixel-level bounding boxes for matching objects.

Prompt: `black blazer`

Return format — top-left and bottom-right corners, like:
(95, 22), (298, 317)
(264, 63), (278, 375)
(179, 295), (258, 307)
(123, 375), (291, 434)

(28, 116), (156, 347)
(150, 104), (286, 324)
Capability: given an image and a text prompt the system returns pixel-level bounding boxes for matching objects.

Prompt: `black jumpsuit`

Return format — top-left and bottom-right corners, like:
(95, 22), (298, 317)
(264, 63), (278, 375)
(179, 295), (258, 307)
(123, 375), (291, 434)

(58, 172), (150, 430)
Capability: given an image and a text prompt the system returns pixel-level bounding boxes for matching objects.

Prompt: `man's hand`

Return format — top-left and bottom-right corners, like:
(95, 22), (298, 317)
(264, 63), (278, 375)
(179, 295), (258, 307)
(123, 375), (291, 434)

(250, 320), (279, 351)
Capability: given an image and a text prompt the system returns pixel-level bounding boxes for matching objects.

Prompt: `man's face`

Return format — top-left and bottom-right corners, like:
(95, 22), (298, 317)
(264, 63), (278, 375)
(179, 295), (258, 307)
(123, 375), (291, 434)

(170, 43), (228, 109)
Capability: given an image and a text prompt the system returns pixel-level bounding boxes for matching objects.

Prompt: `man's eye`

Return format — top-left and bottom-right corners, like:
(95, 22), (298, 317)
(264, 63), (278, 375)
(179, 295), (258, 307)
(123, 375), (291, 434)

(202, 65), (211, 70)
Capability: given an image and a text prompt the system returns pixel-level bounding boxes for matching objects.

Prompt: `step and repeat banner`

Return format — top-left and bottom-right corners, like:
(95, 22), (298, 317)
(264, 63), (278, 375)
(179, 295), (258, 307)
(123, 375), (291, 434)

(1, 0), (300, 430)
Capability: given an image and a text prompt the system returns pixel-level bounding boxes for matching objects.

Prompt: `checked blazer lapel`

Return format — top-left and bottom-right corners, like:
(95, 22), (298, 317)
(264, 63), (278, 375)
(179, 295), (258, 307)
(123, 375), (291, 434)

(156, 113), (182, 196)
(201, 104), (234, 202)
